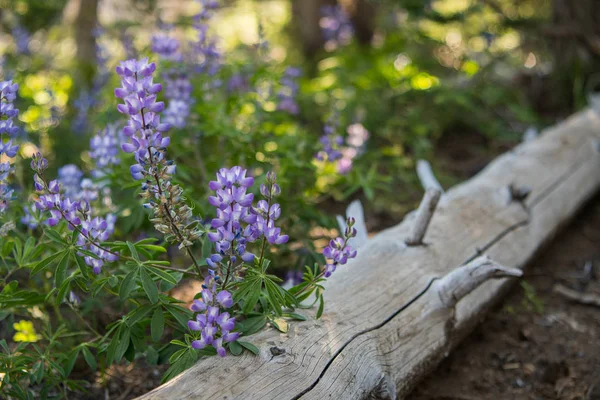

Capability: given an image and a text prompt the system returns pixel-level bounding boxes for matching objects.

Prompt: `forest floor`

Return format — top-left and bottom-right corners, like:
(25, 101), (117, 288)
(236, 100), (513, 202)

(409, 195), (600, 400)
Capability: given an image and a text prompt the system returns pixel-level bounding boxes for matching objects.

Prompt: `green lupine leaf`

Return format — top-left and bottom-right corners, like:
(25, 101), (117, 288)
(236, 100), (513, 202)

(229, 341), (243, 356)
(119, 270), (138, 301)
(140, 268), (158, 304)
(31, 251), (65, 276)
(238, 341), (260, 355)
(81, 346), (96, 371)
(54, 251), (71, 288)
(151, 309), (165, 342)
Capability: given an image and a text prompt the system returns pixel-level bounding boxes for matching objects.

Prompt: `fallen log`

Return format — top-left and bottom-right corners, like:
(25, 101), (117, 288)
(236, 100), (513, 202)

(139, 109), (600, 400)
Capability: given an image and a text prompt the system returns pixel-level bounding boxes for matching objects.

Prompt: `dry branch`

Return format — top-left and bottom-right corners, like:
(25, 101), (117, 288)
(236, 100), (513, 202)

(405, 188), (442, 246)
(553, 284), (600, 307)
(416, 159), (443, 192)
(138, 109), (600, 400)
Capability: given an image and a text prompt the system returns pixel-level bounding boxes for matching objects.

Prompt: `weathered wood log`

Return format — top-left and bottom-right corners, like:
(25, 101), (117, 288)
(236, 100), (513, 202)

(139, 109), (600, 400)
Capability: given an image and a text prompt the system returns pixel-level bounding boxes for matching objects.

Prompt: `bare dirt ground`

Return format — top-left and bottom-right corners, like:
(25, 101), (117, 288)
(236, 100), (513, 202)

(409, 196), (600, 400)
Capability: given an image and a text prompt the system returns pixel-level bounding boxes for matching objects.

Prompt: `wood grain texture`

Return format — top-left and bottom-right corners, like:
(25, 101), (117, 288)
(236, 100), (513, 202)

(138, 109), (600, 400)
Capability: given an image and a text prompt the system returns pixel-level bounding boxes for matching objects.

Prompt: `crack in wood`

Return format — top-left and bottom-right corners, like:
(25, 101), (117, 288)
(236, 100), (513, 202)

(294, 135), (595, 399)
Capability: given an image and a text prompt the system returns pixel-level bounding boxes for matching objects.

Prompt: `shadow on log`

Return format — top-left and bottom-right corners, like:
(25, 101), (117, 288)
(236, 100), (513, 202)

(138, 109), (600, 399)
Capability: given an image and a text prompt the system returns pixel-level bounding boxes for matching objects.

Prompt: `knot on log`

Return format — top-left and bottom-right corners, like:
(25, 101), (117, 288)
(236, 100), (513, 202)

(435, 255), (523, 308)
(369, 373), (397, 400)
(508, 184), (532, 203)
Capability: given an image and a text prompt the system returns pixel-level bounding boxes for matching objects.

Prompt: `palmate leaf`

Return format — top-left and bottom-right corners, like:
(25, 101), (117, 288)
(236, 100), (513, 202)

(234, 261), (297, 315)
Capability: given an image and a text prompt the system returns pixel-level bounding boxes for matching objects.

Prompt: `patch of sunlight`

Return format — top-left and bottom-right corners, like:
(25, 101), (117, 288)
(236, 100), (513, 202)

(468, 36), (486, 52)
(495, 31), (520, 51)
(381, 145), (404, 157)
(410, 73), (439, 90)
(262, 101), (276, 112)
(317, 74), (337, 90)
(240, 102), (256, 115)
(33, 90), (51, 105)
(255, 152), (265, 162)
(264, 141), (278, 152)
(461, 60), (480, 76)
(432, 0), (471, 15)
(20, 142), (39, 158)
(21, 106), (41, 124)
(318, 57), (341, 71)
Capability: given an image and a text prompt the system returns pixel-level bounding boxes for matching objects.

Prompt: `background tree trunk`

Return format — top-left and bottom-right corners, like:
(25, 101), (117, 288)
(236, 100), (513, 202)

(549, 0), (600, 110)
(347, 0), (376, 45)
(74, 0), (99, 85)
(291, 0), (327, 59)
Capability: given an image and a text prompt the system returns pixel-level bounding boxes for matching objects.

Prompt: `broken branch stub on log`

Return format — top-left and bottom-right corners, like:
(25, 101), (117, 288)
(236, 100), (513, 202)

(416, 159), (444, 192)
(434, 255), (522, 308)
(404, 187), (442, 246)
(138, 109), (600, 400)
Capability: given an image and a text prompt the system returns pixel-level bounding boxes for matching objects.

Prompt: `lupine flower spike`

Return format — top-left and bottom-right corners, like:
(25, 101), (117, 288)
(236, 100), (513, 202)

(322, 216), (358, 277)
(188, 275), (239, 357)
(31, 153), (117, 274)
(115, 58), (201, 249)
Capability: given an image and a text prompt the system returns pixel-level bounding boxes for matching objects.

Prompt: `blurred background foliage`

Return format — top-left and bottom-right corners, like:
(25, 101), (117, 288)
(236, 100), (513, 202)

(1, 0), (599, 249)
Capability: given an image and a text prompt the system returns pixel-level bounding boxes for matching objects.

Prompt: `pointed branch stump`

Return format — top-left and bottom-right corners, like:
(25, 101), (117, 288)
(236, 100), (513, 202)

(405, 188), (442, 246)
(138, 109), (600, 400)
(416, 159), (444, 192)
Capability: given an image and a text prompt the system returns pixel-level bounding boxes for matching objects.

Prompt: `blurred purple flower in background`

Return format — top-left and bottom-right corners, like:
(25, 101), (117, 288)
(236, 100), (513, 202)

(12, 23), (30, 55)
(0, 80), (20, 214)
(316, 114), (343, 162)
(58, 164), (83, 199)
(90, 123), (122, 178)
(320, 5), (353, 50)
(162, 69), (193, 129)
(277, 67), (301, 115)
(336, 123), (370, 175)
(194, 0), (221, 76)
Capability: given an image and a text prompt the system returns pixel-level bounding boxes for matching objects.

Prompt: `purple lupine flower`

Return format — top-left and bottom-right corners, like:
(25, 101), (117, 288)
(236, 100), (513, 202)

(227, 73), (250, 94)
(193, 0), (221, 76)
(206, 166), (258, 268)
(20, 204), (40, 229)
(152, 34), (183, 62)
(276, 67), (301, 115)
(162, 69), (193, 129)
(336, 122), (370, 175)
(58, 164), (83, 199)
(189, 275), (238, 357)
(320, 5), (353, 50)
(76, 216), (118, 274)
(0, 80), (20, 213)
(247, 171), (288, 245)
(31, 153), (117, 274)
(12, 23), (29, 55)
(121, 30), (137, 60)
(115, 58), (200, 248)
(322, 216), (358, 278)
(315, 114), (343, 162)
(90, 123), (121, 177)
(79, 178), (99, 202)
(68, 290), (81, 306)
